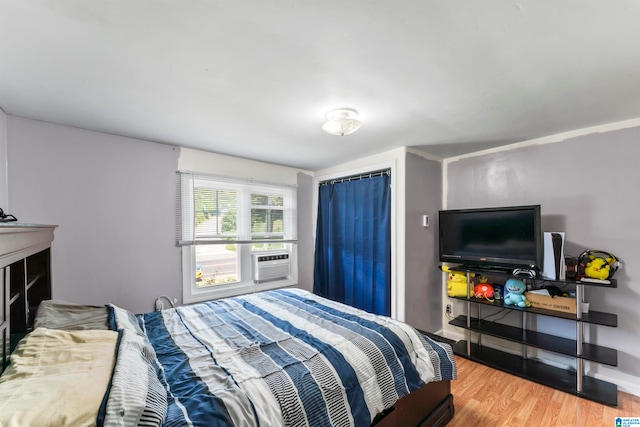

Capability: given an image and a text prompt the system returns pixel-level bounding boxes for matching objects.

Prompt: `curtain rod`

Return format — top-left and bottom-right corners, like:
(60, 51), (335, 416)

(319, 168), (390, 186)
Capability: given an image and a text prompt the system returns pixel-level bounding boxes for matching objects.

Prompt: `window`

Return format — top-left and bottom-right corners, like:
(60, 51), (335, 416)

(177, 172), (297, 303)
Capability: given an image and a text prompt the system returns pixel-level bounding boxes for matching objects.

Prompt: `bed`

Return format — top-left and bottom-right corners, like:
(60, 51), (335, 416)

(0, 288), (456, 427)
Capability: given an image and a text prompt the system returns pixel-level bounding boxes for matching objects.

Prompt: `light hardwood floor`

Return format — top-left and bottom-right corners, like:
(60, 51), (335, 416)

(449, 356), (640, 427)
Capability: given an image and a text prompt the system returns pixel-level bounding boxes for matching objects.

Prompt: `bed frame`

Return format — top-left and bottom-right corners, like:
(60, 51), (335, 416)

(373, 379), (454, 427)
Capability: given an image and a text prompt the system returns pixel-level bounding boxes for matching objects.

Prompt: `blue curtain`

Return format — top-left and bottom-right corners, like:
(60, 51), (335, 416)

(313, 173), (391, 316)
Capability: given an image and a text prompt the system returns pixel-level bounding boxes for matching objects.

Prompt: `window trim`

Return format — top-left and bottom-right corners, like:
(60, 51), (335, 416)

(178, 172), (298, 304)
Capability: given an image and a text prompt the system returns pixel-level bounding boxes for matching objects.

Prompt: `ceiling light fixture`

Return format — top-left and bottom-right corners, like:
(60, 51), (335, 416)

(322, 108), (362, 136)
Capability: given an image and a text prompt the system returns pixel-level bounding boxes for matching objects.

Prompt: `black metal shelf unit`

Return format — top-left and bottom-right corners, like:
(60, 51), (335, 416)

(445, 266), (619, 407)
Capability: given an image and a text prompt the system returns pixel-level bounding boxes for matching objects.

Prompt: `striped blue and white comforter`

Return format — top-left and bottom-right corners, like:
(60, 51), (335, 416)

(138, 288), (456, 427)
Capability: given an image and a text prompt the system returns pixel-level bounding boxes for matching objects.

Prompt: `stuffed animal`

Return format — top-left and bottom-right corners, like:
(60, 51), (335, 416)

(584, 256), (614, 280)
(474, 282), (495, 301)
(503, 278), (531, 308)
(474, 276), (494, 300)
(441, 266), (474, 297)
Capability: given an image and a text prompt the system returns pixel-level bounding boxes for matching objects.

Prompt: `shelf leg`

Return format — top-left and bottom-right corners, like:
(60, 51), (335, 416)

(575, 284), (583, 320)
(575, 282), (585, 393)
(577, 358), (584, 393)
(477, 304), (482, 347)
(576, 320), (584, 393)
(466, 272), (472, 355)
(576, 319), (583, 357)
(522, 311), (528, 360)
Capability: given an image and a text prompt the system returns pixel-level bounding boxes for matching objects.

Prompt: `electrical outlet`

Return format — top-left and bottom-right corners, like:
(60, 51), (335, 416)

(446, 304), (452, 316)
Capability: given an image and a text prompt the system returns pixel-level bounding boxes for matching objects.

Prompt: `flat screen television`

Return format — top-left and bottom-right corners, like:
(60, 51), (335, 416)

(439, 205), (542, 271)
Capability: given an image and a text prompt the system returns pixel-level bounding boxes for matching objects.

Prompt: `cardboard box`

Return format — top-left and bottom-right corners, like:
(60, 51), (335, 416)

(525, 292), (577, 314)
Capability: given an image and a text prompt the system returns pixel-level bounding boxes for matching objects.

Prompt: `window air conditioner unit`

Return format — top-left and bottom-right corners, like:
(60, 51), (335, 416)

(252, 252), (290, 283)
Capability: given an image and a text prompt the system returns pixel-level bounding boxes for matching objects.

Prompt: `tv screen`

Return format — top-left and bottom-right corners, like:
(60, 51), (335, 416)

(439, 205), (542, 270)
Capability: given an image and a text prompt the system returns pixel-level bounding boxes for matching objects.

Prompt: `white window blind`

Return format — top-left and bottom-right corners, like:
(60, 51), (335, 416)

(177, 172), (297, 246)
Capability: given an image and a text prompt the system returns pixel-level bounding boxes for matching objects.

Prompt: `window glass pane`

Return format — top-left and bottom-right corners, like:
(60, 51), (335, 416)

(195, 188), (237, 237)
(195, 243), (239, 286)
(270, 209), (283, 229)
(251, 193), (283, 207)
(250, 189), (286, 250)
(251, 209), (284, 234)
(251, 208), (267, 233)
(251, 194), (268, 206)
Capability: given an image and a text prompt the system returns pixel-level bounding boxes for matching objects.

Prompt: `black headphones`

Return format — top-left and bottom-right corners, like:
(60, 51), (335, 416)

(577, 249), (620, 279)
(0, 208), (18, 222)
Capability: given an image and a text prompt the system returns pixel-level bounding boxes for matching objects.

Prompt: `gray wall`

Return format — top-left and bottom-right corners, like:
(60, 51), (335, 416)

(446, 127), (640, 391)
(7, 116), (181, 313)
(405, 152), (442, 332)
(296, 172), (314, 292)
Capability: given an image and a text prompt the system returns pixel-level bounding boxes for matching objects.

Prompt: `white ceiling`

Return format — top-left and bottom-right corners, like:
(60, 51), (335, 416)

(2, 1), (640, 170)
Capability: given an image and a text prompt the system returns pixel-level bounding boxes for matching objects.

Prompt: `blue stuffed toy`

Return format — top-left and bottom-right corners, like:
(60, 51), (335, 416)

(503, 278), (531, 308)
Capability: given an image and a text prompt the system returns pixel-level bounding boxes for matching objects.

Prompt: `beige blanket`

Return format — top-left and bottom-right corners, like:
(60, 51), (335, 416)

(0, 328), (118, 427)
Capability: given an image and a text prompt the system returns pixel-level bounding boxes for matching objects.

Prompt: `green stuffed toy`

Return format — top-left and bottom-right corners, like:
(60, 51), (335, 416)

(442, 266), (474, 297)
(503, 278), (531, 308)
